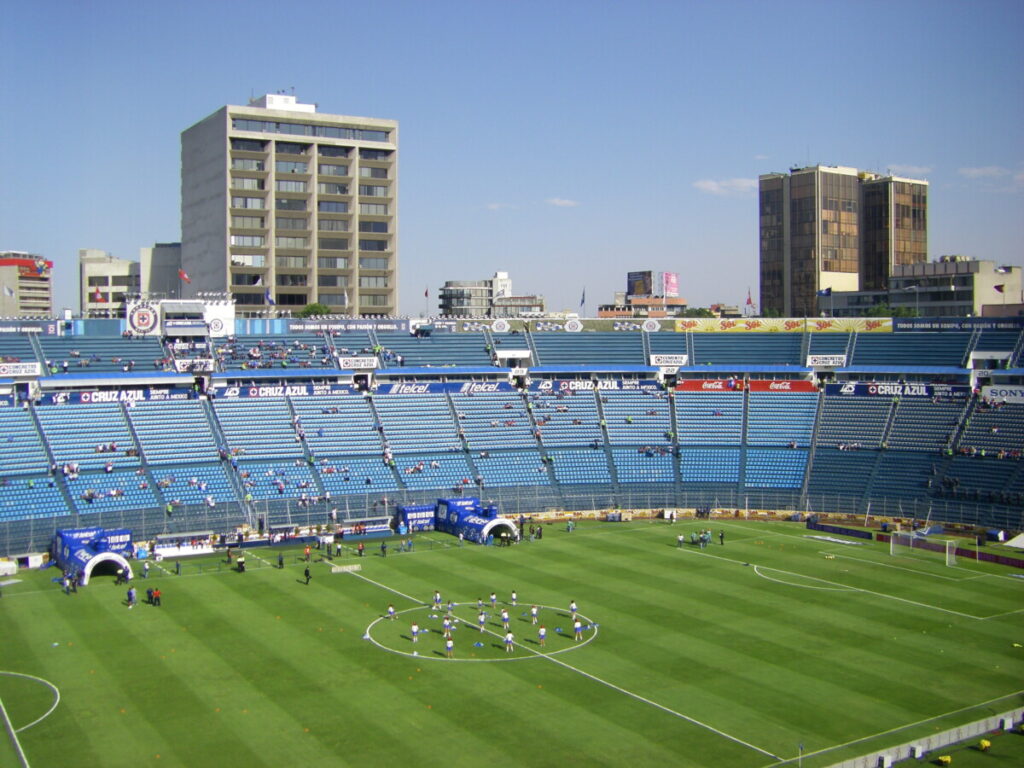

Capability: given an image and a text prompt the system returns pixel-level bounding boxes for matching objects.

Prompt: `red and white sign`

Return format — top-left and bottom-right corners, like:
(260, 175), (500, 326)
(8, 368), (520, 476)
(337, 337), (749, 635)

(674, 379), (744, 392)
(747, 380), (817, 392)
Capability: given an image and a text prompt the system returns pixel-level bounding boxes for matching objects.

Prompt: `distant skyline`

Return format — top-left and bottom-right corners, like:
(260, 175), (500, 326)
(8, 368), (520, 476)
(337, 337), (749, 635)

(1, 0), (1021, 316)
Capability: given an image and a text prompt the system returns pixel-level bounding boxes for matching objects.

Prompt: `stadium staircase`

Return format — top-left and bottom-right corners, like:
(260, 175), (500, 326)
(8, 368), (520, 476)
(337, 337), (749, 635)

(800, 391), (826, 504)
(640, 331), (652, 361)
(26, 403), (77, 516)
(27, 332), (46, 366)
(592, 390), (621, 492)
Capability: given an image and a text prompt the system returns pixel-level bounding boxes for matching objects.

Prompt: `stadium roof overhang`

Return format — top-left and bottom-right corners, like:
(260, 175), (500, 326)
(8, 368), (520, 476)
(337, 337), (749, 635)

(375, 366), (504, 378)
(528, 364), (660, 375)
(835, 365), (970, 375)
(39, 372), (194, 388)
(211, 368), (352, 381)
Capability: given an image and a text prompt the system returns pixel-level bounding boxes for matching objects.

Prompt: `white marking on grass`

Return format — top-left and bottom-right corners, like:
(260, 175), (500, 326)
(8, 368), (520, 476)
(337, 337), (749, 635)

(0, 686), (30, 768)
(815, 551), (966, 582)
(353, 572), (781, 761)
(680, 547), (984, 620)
(977, 606), (1024, 621)
(0, 672), (60, 733)
(760, 688), (1024, 767)
(752, 566), (852, 592)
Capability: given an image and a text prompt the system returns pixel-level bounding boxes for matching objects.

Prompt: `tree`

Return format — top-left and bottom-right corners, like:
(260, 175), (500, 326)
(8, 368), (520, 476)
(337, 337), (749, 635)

(680, 307), (715, 318)
(865, 303), (918, 318)
(297, 302), (331, 318)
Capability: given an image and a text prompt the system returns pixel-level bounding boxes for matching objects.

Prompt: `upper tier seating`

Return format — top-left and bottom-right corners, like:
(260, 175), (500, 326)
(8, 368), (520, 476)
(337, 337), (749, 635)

(647, 332), (688, 357)
(215, 334), (335, 370)
(37, 336), (167, 374)
(851, 332), (971, 367)
(806, 333), (850, 358)
(531, 332), (645, 365)
(691, 333), (802, 365)
(374, 332), (492, 367)
(0, 334), (38, 365)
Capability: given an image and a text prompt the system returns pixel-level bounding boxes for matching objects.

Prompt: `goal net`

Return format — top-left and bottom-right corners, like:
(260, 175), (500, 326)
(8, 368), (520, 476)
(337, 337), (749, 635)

(889, 532), (957, 566)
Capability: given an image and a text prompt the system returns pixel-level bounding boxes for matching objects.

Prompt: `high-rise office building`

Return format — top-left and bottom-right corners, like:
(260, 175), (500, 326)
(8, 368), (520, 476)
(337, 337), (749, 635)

(0, 251), (53, 317)
(181, 94), (398, 316)
(759, 165), (927, 316)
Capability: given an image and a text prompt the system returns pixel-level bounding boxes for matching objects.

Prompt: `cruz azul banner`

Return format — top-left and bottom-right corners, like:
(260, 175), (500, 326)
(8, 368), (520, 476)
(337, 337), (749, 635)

(825, 382), (971, 398)
(42, 387), (194, 405)
(529, 379), (661, 392)
(211, 383), (355, 398)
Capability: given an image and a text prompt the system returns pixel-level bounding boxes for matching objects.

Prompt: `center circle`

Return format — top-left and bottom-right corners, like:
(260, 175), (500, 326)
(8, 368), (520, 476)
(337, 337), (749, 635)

(365, 602), (598, 662)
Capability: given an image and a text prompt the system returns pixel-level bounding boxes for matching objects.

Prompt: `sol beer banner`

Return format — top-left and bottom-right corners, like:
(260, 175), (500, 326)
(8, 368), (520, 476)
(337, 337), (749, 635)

(806, 317), (893, 333)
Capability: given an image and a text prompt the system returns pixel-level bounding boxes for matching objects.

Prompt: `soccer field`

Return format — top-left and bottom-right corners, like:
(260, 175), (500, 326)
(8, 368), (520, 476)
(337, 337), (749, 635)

(2, 520), (1023, 767)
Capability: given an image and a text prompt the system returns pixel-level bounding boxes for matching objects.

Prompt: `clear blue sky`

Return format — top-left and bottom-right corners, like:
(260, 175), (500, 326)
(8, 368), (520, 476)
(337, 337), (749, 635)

(1, 0), (1021, 315)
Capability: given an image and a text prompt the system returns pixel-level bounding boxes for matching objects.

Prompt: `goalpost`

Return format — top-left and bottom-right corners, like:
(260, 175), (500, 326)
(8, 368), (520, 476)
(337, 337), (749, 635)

(889, 531), (957, 566)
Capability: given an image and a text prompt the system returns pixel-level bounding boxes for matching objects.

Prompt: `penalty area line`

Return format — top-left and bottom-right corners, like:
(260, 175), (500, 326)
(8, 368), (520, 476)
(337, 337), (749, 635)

(352, 572), (782, 761)
(0, 692), (30, 768)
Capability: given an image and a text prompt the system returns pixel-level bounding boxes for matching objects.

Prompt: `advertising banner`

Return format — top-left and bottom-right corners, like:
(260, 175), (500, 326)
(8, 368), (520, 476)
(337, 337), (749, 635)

(675, 379), (744, 392)
(661, 272), (679, 298)
(434, 497), (516, 544)
(627, 271), (653, 296)
(895, 317), (1024, 332)
(0, 394), (15, 407)
(125, 300), (161, 336)
(806, 318), (893, 333)
(377, 381), (516, 395)
(806, 355), (848, 368)
(336, 356), (379, 370)
(0, 361), (42, 376)
(825, 382), (971, 398)
(675, 318), (807, 333)
(529, 379), (661, 392)
(211, 383), (354, 399)
(286, 318), (409, 333)
(747, 380), (817, 392)
(41, 387), (194, 405)
(649, 354), (688, 366)
(173, 359), (215, 373)
(0, 320), (60, 335)
(981, 385), (1024, 404)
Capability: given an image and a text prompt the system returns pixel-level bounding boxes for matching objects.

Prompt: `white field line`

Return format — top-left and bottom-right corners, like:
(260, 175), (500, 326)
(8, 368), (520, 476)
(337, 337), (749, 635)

(0, 690), (30, 768)
(815, 551), (967, 582)
(351, 571), (782, 761)
(752, 566), (852, 591)
(0, 673), (61, 734)
(760, 688), (1024, 767)
(679, 547), (984, 620)
(978, 606), (1024, 621)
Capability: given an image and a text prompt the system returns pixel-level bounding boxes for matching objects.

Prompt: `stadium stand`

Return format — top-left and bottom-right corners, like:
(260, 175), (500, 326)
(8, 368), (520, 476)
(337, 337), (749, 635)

(374, 332), (492, 367)
(213, 398), (305, 459)
(38, 336), (167, 374)
(675, 391), (744, 445)
(532, 332), (645, 365)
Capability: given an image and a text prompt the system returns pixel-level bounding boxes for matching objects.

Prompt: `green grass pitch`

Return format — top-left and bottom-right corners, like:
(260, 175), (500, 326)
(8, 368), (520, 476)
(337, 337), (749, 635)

(2, 520), (1023, 767)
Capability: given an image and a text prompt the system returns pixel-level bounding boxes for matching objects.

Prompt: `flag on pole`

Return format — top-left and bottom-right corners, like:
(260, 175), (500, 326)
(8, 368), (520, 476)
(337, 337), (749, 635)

(746, 288), (753, 307)
(2, 284), (15, 298)
(816, 287), (832, 297)
(253, 275), (262, 286)
(93, 286), (107, 303)
(579, 288), (586, 308)
(994, 284), (1005, 293)
(178, 268), (191, 283)
(264, 289), (276, 306)
(424, 287), (429, 298)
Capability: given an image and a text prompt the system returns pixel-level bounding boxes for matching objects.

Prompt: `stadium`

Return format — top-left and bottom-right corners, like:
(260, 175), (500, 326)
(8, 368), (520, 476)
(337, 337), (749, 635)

(2, 308), (1023, 767)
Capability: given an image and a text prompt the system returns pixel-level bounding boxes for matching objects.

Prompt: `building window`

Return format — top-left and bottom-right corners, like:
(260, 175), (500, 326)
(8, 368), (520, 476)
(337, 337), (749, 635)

(231, 138), (266, 152)
(276, 293), (307, 306)
(276, 255), (307, 268)
(319, 238), (349, 250)
(231, 253), (266, 267)
(317, 182), (349, 195)
(232, 119), (389, 143)
(232, 215), (265, 229)
(358, 185), (388, 197)
(275, 236), (308, 249)
(233, 292), (265, 305)
(276, 198), (306, 211)
(359, 149), (392, 160)
(359, 257), (389, 270)
(232, 196), (265, 209)
(276, 160), (309, 174)
(276, 274), (308, 287)
(230, 235), (265, 247)
(318, 256), (348, 269)
(231, 273), (264, 286)
(319, 164), (348, 176)
(359, 203), (388, 215)
(231, 158), (264, 171)
(318, 275), (348, 287)
(358, 221), (388, 233)
(360, 294), (389, 307)
(319, 219), (348, 232)
(276, 180), (307, 193)
(359, 166), (387, 179)
(276, 142), (309, 155)
(232, 177), (264, 190)
(359, 276), (389, 288)
(359, 239), (388, 251)
(320, 292), (348, 305)
(318, 145), (350, 158)
(318, 201), (348, 213)
(87, 276), (109, 286)
(276, 217), (307, 230)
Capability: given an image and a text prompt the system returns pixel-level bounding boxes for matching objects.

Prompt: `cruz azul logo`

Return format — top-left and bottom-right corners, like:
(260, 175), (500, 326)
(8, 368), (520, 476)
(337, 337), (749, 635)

(127, 302), (158, 334)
